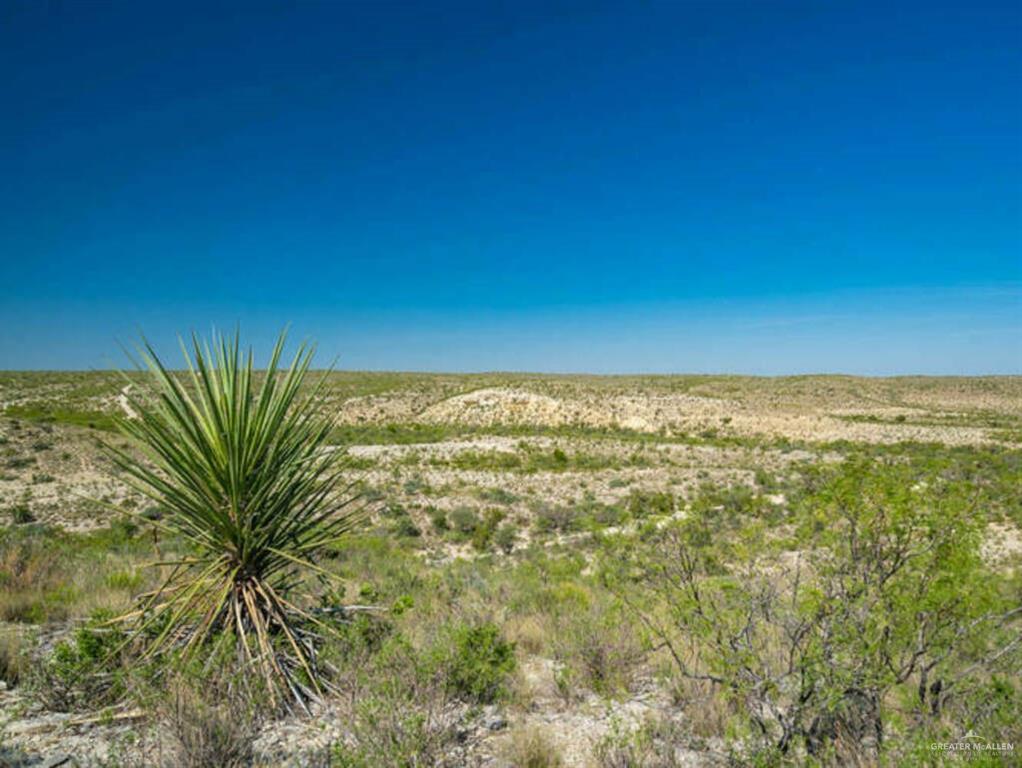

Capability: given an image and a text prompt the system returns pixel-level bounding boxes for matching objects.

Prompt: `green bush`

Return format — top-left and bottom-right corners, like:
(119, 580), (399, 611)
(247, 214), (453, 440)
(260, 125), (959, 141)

(429, 507), (448, 532)
(626, 490), (673, 519)
(449, 506), (479, 536)
(9, 504), (34, 525)
(476, 487), (519, 505)
(327, 608), (396, 662)
(385, 506), (421, 539)
(34, 609), (128, 711)
(533, 503), (580, 534)
(753, 468), (777, 490)
(495, 523), (518, 554)
(471, 509), (507, 552)
(553, 602), (643, 698)
(446, 622), (516, 704)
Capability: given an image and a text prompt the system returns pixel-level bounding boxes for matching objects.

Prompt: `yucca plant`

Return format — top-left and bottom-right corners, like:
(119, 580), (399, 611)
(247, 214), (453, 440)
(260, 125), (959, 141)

(107, 329), (364, 708)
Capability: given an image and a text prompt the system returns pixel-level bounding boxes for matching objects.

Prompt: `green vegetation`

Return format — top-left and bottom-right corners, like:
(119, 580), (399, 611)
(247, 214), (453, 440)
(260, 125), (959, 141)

(3, 404), (119, 432)
(0, 521), (157, 624)
(445, 622), (516, 703)
(0, 368), (1019, 764)
(35, 609), (128, 711)
(329, 422), (458, 445)
(604, 458), (1022, 764)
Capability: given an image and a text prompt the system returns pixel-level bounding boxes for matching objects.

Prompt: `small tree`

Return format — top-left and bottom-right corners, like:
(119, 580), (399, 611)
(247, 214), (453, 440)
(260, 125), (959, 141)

(607, 461), (1022, 763)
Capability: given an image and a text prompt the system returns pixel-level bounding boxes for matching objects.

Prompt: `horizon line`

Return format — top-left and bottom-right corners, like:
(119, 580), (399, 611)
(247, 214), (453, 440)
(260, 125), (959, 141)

(1, 369), (1019, 379)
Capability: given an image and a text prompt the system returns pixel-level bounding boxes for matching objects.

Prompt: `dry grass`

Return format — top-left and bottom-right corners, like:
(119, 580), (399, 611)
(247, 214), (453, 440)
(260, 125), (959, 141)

(552, 602), (645, 699)
(505, 614), (548, 655)
(667, 675), (733, 741)
(503, 724), (564, 768)
(0, 528), (150, 624)
(159, 675), (262, 768)
(0, 624), (31, 686)
(0, 540), (62, 622)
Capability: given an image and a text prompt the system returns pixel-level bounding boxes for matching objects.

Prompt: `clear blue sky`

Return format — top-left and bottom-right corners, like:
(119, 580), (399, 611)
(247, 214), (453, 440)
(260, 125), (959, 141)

(1, 0), (1019, 374)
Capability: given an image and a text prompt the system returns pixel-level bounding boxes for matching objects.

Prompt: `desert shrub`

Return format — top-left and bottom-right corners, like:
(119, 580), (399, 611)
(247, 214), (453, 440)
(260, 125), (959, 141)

(332, 636), (475, 768)
(0, 523), (155, 624)
(0, 527), (65, 622)
(504, 614), (547, 655)
(8, 503), (34, 525)
(156, 670), (263, 768)
(683, 481), (780, 534)
(471, 508), (507, 552)
(626, 490), (674, 520)
(429, 507), (448, 532)
(503, 551), (589, 620)
(384, 505), (421, 539)
(329, 422), (456, 446)
(445, 622), (516, 704)
(442, 446), (632, 474)
(327, 608), (396, 662)
(448, 450), (523, 471)
(328, 536), (424, 603)
(33, 609), (128, 711)
(495, 523), (518, 554)
(552, 600), (644, 698)
(394, 516), (422, 538)
(381, 501), (407, 519)
(3, 406), (117, 433)
(477, 486), (520, 505)
(581, 495), (627, 527)
(104, 569), (143, 591)
(449, 506), (479, 536)
(753, 468), (777, 491)
(608, 460), (1022, 763)
(526, 447), (624, 473)
(357, 483), (386, 504)
(402, 474), (431, 494)
(533, 503), (580, 534)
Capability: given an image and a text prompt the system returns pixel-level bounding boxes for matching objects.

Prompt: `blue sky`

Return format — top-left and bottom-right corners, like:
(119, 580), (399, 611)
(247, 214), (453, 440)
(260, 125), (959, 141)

(1, 1), (1019, 373)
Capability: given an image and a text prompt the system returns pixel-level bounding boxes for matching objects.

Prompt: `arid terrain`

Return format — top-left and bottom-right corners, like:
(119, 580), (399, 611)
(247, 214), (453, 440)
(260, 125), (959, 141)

(1, 372), (1020, 767)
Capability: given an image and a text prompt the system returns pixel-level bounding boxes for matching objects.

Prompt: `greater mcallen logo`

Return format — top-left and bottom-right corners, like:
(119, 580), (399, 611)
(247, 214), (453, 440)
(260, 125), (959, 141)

(930, 730), (1015, 756)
